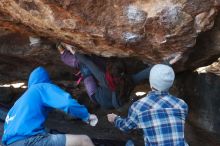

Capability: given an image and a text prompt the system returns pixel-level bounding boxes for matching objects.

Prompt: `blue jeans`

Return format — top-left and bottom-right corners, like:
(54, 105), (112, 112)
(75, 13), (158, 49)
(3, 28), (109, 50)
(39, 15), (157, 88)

(7, 134), (66, 146)
(131, 66), (152, 85)
(79, 64), (92, 78)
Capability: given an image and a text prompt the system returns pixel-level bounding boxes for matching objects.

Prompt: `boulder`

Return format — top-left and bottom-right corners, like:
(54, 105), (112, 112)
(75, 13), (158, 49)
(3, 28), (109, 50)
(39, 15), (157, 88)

(0, 0), (219, 64)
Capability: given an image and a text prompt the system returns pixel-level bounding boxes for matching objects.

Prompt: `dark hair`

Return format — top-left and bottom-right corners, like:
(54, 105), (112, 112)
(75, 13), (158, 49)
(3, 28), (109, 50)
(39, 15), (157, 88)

(107, 59), (125, 78)
(107, 59), (134, 105)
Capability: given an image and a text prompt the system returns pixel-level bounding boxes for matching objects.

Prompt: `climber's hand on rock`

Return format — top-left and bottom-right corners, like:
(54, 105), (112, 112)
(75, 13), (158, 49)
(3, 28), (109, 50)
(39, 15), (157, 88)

(107, 113), (118, 123)
(56, 43), (65, 54)
(62, 42), (76, 55)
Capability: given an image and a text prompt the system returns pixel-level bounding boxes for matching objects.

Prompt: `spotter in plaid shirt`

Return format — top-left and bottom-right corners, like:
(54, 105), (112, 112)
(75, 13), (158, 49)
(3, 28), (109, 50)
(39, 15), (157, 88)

(114, 91), (188, 146)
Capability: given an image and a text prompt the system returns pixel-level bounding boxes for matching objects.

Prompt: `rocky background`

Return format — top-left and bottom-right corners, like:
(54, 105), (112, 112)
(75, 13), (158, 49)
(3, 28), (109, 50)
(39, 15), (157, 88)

(0, 0), (220, 145)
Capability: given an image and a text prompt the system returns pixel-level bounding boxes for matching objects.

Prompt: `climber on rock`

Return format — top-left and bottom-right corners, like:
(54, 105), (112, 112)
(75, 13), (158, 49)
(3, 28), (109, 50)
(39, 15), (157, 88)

(58, 43), (135, 109)
(107, 64), (189, 146)
(2, 66), (98, 146)
(57, 43), (99, 106)
(57, 43), (182, 109)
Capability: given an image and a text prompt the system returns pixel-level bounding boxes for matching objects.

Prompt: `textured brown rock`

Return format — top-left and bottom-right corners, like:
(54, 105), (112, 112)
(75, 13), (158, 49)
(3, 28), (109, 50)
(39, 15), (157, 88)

(0, 0), (219, 63)
(175, 13), (220, 72)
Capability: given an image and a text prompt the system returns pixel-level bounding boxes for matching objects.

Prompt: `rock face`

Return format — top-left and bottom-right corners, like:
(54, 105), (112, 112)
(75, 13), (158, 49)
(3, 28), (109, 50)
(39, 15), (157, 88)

(0, 33), (73, 83)
(175, 72), (220, 134)
(0, 0), (219, 63)
(175, 12), (220, 71)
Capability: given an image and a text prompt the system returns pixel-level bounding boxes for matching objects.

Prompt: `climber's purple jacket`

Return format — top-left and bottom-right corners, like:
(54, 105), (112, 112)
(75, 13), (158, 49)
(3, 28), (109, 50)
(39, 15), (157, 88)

(60, 50), (97, 98)
(2, 67), (89, 145)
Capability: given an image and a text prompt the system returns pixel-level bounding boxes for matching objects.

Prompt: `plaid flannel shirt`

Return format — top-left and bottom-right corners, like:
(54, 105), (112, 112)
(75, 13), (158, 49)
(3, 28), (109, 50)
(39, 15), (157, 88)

(114, 91), (188, 146)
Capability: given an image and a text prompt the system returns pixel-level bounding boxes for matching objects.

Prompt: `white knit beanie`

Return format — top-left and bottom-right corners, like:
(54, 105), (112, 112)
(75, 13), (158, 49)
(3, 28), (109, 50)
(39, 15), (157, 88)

(149, 64), (175, 91)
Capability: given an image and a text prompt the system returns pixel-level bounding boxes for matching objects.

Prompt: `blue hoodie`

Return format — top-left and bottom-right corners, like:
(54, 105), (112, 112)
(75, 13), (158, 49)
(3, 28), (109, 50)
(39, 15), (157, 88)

(2, 67), (89, 145)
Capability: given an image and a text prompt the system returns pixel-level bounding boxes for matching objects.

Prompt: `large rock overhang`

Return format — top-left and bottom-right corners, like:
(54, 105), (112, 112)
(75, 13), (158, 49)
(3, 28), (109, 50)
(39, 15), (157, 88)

(0, 0), (219, 64)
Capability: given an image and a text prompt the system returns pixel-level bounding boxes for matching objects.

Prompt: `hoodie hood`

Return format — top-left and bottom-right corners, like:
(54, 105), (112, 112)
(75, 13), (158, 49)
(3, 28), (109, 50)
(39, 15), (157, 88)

(28, 67), (51, 88)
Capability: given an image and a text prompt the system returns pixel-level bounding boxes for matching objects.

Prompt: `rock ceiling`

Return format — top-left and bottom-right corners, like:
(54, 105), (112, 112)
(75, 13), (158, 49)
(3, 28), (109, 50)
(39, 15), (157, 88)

(0, 0), (219, 63)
